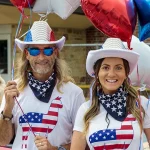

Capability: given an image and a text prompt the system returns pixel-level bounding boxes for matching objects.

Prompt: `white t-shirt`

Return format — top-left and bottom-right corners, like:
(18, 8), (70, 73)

(0, 82), (85, 150)
(74, 96), (150, 150)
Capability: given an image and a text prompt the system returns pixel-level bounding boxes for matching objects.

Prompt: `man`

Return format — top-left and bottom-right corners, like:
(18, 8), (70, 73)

(0, 21), (85, 150)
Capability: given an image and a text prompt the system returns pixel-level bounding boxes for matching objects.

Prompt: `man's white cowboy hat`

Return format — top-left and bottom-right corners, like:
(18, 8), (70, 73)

(86, 38), (140, 77)
(15, 21), (65, 51)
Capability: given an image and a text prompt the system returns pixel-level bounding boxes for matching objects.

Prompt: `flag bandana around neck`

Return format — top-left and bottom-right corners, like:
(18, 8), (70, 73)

(28, 72), (56, 103)
(98, 85), (128, 121)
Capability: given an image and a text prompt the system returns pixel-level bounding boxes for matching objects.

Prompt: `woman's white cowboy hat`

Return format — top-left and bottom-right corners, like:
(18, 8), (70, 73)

(86, 38), (140, 77)
(15, 21), (65, 51)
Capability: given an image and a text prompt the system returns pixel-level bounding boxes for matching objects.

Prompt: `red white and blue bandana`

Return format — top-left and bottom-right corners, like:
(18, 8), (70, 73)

(28, 72), (56, 103)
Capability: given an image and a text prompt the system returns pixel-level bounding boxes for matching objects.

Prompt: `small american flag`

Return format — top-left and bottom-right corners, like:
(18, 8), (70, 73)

(19, 96), (63, 149)
(89, 114), (136, 150)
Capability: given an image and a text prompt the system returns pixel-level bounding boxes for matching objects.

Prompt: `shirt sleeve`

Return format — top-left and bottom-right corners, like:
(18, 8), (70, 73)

(71, 90), (85, 126)
(73, 101), (90, 132)
(141, 96), (150, 128)
(0, 95), (5, 113)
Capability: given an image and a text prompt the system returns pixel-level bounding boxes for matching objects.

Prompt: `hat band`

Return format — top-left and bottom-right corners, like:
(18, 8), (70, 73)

(24, 30), (56, 42)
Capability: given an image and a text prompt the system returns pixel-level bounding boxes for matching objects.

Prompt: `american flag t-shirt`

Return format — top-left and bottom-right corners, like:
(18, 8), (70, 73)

(89, 114), (136, 150)
(19, 96), (63, 149)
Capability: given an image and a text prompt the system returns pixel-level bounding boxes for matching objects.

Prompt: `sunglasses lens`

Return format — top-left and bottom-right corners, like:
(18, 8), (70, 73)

(44, 48), (54, 56)
(28, 48), (40, 56)
(27, 47), (54, 56)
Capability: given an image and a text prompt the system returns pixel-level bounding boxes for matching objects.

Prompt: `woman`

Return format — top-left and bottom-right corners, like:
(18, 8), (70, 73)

(71, 38), (150, 150)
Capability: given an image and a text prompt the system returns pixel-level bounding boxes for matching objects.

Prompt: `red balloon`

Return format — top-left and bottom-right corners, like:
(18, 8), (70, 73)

(81, 0), (137, 48)
(10, 0), (35, 14)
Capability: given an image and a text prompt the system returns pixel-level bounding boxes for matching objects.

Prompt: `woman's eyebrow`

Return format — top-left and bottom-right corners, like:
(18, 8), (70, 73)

(115, 64), (124, 66)
(101, 64), (124, 66)
(101, 64), (109, 66)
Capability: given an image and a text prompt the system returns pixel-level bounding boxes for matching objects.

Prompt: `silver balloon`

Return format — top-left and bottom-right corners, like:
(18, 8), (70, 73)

(32, 0), (80, 20)
(124, 36), (150, 88)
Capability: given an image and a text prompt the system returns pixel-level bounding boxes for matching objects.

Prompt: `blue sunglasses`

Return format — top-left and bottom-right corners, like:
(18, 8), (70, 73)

(27, 47), (54, 56)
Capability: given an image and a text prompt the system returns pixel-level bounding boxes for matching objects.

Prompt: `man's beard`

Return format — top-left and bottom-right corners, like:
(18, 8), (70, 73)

(30, 58), (55, 74)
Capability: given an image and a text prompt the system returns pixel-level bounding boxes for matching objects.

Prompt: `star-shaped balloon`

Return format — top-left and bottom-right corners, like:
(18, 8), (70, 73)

(81, 0), (137, 48)
(134, 0), (150, 41)
(32, 0), (80, 19)
(10, 0), (35, 14)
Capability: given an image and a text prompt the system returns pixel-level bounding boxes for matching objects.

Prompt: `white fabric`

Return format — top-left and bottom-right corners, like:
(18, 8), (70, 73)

(74, 96), (150, 150)
(86, 38), (139, 77)
(0, 82), (85, 150)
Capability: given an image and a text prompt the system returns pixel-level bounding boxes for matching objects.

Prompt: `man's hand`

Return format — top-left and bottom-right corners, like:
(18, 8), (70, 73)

(4, 81), (19, 116)
(34, 135), (55, 150)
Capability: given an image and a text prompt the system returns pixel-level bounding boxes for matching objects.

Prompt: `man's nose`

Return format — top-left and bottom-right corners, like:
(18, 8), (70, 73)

(38, 51), (45, 59)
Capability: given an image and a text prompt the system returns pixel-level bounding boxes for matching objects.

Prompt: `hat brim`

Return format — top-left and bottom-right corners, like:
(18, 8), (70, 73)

(86, 48), (140, 77)
(15, 36), (66, 51)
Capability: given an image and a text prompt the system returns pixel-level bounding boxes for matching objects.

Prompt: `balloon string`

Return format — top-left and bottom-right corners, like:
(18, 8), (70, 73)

(26, 0), (32, 28)
(17, 1), (33, 39)
(12, 0), (32, 79)
(147, 99), (150, 109)
(12, 13), (25, 80)
(14, 97), (36, 137)
(11, 13), (23, 81)
(136, 65), (143, 133)
(15, 14), (23, 38)
(11, 0), (35, 137)
(12, 11), (34, 133)
(138, 137), (142, 150)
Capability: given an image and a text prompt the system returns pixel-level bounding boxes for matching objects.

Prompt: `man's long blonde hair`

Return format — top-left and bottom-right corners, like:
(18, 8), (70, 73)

(15, 50), (74, 92)
(83, 58), (145, 134)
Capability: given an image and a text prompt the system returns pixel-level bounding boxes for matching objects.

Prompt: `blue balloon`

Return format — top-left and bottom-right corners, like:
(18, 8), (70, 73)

(134, 0), (150, 41)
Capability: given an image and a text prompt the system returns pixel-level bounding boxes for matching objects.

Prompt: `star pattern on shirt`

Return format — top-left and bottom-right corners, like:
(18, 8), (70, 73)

(89, 129), (117, 143)
(20, 113), (43, 123)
